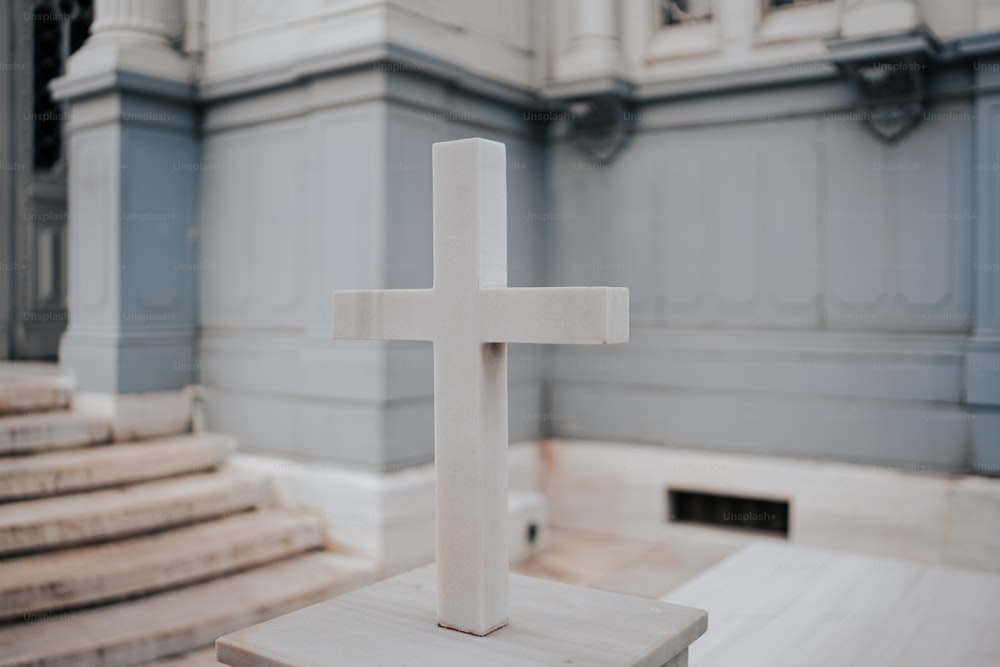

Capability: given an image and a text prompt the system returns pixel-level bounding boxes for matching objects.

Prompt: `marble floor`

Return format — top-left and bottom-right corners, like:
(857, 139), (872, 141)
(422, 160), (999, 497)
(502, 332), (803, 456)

(513, 523), (774, 598)
(517, 527), (1000, 666)
(663, 541), (1000, 667)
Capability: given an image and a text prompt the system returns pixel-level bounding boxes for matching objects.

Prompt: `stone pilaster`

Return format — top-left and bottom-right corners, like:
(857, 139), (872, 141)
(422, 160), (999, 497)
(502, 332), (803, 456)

(51, 0), (197, 437)
(966, 39), (1000, 471)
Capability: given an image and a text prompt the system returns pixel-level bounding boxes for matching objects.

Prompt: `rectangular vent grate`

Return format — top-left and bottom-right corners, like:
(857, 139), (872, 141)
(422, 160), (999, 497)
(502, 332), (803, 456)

(668, 489), (789, 537)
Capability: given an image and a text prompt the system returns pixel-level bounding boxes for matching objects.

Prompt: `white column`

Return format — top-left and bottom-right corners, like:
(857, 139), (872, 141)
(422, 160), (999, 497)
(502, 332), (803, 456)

(841, 0), (921, 39)
(556, 0), (625, 80)
(90, 0), (178, 43)
(67, 0), (188, 81)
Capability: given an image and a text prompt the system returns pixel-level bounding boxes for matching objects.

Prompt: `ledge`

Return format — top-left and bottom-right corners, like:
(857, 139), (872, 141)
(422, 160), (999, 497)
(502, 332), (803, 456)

(50, 29), (1000, 113)
(953, 27), (1000, 58)
(198, 40), (538, 109)
(217, 564), (707, 667)
(50, 68), (194, 104)
(826, 27), (942, 65)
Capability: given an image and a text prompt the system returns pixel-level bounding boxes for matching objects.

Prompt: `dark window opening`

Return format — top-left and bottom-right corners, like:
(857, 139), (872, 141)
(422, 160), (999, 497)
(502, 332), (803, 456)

(660, 0), (713, 27)
(31, 0), (93, 171)
(768, 0), (826, 10)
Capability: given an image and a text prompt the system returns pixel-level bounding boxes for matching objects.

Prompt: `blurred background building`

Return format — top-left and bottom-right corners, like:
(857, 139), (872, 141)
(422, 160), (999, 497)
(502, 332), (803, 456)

(3, 2), (1000, 664)
(2, 0), (996, 473)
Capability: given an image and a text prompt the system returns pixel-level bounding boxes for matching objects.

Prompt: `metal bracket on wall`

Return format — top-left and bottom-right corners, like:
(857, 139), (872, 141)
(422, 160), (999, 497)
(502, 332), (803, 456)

(827, 28), (942, 143)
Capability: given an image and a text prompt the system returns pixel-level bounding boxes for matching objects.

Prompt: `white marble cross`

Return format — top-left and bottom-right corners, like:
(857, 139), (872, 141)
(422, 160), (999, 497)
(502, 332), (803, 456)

(333, 138), (628, 637)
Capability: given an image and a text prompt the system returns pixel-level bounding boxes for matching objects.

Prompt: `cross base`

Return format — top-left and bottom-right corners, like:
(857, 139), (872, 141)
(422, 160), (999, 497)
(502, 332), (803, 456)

(217, 566), (706, 667)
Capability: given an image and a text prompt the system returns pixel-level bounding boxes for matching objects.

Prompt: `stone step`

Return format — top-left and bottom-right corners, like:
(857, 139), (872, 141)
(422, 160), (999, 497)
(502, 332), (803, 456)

(0, 508), (324, 621)
(143, 647), (219, 666)
(0, 470), (270, 557)
(0, 377), (72, 416)
(0, 411), (111, 456)
(0, 433), (236, 501)
(0, 551), (375, 667)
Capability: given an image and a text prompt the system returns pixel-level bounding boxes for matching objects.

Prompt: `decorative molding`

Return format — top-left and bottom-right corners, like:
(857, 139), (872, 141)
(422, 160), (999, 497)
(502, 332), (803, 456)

(566, 94), (630, 163)
(827, 29), (942, 142)
(852, 59), (926, 141)
(647, 0), (721, 63)
(197, 40), (536, 107)
(51, 67), (195, 103)
(659, 0), (713, 28)
(954, 26), (1000, 56)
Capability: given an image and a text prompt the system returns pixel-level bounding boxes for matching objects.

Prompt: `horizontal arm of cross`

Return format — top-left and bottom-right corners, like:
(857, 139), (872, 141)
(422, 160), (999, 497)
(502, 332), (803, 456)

(333, 289), (437, 341)
(479, 287), (629, 345)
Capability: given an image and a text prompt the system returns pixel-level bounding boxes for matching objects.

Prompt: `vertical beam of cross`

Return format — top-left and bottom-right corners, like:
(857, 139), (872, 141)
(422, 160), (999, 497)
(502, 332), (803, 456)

(333, 138), (629, 637)
(431, 140), (510, 635)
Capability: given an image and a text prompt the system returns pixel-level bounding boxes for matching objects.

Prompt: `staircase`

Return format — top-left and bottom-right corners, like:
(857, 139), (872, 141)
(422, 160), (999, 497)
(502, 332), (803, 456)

(0, 372), (375, 667)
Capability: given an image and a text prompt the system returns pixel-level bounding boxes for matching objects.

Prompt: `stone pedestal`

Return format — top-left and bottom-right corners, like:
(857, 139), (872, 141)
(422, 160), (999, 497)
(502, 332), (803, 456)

(217, 565), (706, 667)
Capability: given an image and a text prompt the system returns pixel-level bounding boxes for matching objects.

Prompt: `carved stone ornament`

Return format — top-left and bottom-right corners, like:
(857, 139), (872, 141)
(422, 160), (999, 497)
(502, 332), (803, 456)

(567, 95), (629, 163)
(851, 59), (926, 142)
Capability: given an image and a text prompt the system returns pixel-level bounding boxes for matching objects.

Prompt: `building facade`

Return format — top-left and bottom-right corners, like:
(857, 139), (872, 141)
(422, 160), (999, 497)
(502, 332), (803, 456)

(5, 0), (998, 473)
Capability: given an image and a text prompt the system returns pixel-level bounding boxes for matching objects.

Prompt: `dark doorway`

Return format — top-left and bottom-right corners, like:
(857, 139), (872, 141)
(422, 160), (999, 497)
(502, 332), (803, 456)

(2, 0), (92, 359)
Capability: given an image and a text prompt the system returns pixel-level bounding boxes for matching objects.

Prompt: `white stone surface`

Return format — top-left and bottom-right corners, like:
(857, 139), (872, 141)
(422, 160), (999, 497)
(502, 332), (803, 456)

(217, 564), (705, 667)
(187, 0), (986, 95)
(198, 0), (538, 89)
(66, 0), (190, 81)
(539, 439), (1000, 574)
(980, 0), (1000, 29)
(663, 541), (1000, 667)
(228, 443), (545, 576)
(554, 0), (626, 80)
(332, 138), (628, 635)
(74, 388), (196, 441)
(841, 0), (921, 40)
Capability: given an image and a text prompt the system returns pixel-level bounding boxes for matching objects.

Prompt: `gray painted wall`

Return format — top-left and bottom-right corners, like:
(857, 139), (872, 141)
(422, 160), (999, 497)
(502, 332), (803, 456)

(0, 3), (14, 358)
(58, 85), (198, 393)
(546, 68), (998, 473)
(197, 69), (547, 471)
(160, 40), (1000, 474)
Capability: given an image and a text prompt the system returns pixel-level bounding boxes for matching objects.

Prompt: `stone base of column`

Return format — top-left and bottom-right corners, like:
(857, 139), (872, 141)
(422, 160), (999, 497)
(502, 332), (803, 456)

(66, 37), (189, 82)
(217, 565), (706, 667)
(225, 443), (547, 578)
(72, 387), (195, 441)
